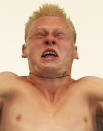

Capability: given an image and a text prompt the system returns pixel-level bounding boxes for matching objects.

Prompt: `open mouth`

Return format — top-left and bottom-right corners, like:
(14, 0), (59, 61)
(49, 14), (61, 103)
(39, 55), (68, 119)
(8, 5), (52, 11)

(41, 48), (58, 60)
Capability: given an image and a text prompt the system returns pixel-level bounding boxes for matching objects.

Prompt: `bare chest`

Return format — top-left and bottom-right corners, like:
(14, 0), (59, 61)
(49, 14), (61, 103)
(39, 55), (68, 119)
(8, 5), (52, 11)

(1, 86), (96, 131)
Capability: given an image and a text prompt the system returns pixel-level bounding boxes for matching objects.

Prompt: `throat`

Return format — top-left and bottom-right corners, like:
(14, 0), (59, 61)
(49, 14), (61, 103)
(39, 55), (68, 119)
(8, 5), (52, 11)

(27, 73), (74, 103)
(29, 72), (70, 79)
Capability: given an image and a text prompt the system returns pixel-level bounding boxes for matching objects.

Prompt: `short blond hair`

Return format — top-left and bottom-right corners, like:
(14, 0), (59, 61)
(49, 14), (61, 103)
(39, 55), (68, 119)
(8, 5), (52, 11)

(25, 4), (76, 43)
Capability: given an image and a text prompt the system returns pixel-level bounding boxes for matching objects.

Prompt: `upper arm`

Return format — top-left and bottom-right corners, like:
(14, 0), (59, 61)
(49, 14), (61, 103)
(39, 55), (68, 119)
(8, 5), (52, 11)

(96, 101), (103, 131)
(84, 76), (103, 102)
(80, 76), (103, 130)
(0, 71), (17, 97)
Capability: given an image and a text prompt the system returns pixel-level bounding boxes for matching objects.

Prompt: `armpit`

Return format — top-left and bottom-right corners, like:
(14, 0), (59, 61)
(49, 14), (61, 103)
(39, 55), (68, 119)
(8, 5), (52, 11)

(0, 106), (2, 123)
(96, 104), (103, 131)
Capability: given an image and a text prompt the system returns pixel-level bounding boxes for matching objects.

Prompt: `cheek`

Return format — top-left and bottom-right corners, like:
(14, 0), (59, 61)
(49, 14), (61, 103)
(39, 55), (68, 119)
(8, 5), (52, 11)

(26, 45), (36, 58)
(28, 37), (43, 47)
(28, 41), (41, 51)
(30, 38), (44, 45)
(58, 41), (72, 52)
(64, 46), (74, 59)
(27, 43), (42, 59)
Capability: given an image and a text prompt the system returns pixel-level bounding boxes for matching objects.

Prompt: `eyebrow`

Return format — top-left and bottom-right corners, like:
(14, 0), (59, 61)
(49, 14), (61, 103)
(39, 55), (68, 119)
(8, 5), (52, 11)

(35, 27), (65, 32)
(35, 27), (47, 32)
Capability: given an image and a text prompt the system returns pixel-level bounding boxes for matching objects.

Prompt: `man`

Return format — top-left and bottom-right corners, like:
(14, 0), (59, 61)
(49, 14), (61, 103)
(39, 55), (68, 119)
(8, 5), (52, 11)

(0, 4), (103, 131)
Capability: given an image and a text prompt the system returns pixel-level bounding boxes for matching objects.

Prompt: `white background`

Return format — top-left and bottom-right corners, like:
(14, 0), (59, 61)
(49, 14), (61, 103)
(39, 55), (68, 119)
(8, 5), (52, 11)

(0, 0), (103, 79)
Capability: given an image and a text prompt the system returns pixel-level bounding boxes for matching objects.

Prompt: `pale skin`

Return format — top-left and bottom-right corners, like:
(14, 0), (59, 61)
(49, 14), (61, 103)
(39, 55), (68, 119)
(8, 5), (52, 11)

(0, 16), (103, 131)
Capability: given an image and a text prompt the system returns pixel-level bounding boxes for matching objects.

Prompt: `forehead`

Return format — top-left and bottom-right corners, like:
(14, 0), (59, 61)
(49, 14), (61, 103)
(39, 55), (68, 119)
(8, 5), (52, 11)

(29, 16), (71, 32)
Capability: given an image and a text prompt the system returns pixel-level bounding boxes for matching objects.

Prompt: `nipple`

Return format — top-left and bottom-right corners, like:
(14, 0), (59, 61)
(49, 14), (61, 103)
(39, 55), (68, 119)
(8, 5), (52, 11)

(16, 114), (22, 121)
(83, 116), (88, 123)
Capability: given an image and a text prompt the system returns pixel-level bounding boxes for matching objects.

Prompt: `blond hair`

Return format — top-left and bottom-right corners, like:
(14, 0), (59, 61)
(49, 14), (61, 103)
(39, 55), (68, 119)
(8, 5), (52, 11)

(25, 4), (76, 43)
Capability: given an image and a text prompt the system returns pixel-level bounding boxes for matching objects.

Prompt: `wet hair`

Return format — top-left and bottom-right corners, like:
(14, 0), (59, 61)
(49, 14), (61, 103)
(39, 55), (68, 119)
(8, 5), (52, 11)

(25, 4), (76, 43)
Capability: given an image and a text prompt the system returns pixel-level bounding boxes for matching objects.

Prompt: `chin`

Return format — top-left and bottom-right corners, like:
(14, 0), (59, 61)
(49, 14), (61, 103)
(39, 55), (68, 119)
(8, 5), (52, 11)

(43, 66), (58, 72)
(41, 65), (63, 76)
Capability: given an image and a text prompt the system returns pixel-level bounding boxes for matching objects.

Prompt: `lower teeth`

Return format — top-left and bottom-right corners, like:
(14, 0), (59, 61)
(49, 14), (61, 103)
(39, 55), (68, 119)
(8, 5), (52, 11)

(44, 55), (55, 57)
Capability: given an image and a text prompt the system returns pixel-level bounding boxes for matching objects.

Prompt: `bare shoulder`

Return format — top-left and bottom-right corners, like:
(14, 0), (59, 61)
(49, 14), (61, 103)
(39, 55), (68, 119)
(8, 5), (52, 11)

(0, 71), (31, 88)
(77, 76), (103, 86)
(75, 76), (103, 98)
(78, 75), (102, 81)
(0, 71), (19, 84)
(0, 72), (28, 81)
(0, 71), (18, 78)
(0, 72), (20, 96)
(0, 71), (27, 88)
(84, 76), (103, 81)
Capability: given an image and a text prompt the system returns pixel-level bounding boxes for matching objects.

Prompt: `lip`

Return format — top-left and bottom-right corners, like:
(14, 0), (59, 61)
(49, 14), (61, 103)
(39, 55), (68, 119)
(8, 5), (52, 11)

(41, 48), (58, 57)
(41, 48), (59, 61)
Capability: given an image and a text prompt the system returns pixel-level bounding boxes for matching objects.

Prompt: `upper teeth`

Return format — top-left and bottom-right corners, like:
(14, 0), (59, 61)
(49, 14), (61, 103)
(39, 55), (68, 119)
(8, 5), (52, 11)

(43, 51), (57, 56)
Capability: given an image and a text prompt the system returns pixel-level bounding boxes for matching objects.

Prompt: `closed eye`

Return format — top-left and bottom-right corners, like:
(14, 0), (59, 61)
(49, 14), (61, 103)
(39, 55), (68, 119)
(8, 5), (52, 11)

(55, 32), (65, 38)
(35, 32), (47, 38)
(29, 32), (47, 39)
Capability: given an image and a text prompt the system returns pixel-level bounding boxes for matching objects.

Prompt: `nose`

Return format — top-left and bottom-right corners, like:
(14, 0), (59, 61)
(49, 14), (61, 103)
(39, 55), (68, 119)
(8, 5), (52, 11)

(45, 40), (56, 45)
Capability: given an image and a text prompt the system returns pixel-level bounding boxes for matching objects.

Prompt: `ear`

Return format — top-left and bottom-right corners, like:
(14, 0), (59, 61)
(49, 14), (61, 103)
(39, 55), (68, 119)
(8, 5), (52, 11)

(22, 44), (27, 58)
(73, 46), (79, 60)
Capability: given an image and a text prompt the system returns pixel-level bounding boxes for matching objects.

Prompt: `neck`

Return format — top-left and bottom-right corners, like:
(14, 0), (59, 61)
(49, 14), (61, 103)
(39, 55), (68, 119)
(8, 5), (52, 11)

(27, 72), (73, 96)
(29, 72), (71, 79)
(27, 71), (75, 103)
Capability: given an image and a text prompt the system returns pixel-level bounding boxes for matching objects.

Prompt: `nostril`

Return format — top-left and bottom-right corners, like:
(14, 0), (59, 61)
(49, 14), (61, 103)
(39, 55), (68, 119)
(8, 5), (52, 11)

(45, 41), (49, 45)
(52, 41), (55, 45)
(45, 40), (55, 45)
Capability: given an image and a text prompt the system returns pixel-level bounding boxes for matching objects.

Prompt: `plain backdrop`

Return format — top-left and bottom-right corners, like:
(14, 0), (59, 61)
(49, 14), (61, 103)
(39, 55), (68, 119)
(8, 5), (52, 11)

(0, 0), (103, 79)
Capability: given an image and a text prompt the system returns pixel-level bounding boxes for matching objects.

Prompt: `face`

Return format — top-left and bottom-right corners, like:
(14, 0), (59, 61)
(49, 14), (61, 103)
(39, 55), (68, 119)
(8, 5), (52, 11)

(22, 16), (78, 76)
